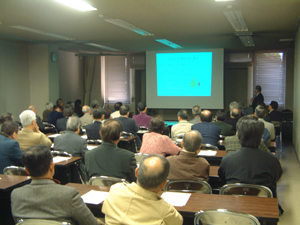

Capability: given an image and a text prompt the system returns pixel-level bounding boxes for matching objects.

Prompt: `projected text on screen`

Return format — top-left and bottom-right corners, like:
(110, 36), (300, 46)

(157, 52), (212, 96)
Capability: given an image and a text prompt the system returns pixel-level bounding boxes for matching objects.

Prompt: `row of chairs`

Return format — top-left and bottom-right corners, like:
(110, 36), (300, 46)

(15, 209), (260, 225)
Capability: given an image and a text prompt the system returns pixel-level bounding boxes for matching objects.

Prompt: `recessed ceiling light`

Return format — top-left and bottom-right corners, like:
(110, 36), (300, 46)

(56, 0), (97, 11)
(155, 39), (183, 49)
(84, 43), (120, 51)
(105, 19), (154, 36)
(224, 11), (248, 32)
(279, 38), (294, 42)
(10, 25), (74, 40)
(216, 0), (235, 2)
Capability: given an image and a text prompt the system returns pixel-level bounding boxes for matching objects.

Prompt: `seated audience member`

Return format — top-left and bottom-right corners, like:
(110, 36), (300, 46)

(191, 110), (221, 146)
(189, 105), (201, 124)
(171, 109), (192, 138)
(103, 109), (112, 122)
(80, 105), (94, 128)
(133, 101), (152, 128)
(42, 102), (53, 121)
(0, 112), (14, 131)
(255, 105), (275, 142)
(85, 119), (137, 182)
(212, 110), (234, 136)
(74, 99), (84, 117)
(224, 115), (269, 153)
(116, 105), (141, 149)
(167, 130), (210, 181)
(238, 102), (248, 117)
(269, 101), (282, 122)
(28, 105), (45, 132)
(47, 105), (63, 126)
(17, 110), (52, 151)
(85, 109), (105, 140)
(54, 116), (88, 182)
(11, 145), (100, 225)
(111, 102), (122, 118)
(91, 100), (99, 113)
(226, 101), (238, 118)
(218, 115), (283, 198)
(56, 105), (74, 133)
(102, 154), (183, 225)
(0, 121), (23, 174)
(257, 102), (272, 122)
(140, 117), (181, 156)
(225, 108), (240, 132)
(56, 98), (64, 112)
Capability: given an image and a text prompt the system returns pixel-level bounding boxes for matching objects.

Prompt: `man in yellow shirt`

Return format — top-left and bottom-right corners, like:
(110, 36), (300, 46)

(102, 154), (183, 225)
(17, 110), (52, 151)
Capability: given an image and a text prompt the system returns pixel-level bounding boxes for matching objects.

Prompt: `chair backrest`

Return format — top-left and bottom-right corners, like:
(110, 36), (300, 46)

(121, 131), (134, 137)
(201, 144), (219, 150)
(164, 180), (212, 194)
(51, 151), (72, 157)
(194, 209), (260, 225)
(219, 183), (273, 198)
(139, 126), (149, 131)
(271, 121), (282, 136)
(174, 134), (185, 139)
(89, 176), (126, 186)
(16, 219), (71, 225)
(134, 153), (148, 163)
(3, 166), (29, 176)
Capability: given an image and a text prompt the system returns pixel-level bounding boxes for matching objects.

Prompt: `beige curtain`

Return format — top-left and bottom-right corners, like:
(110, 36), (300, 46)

(84, 56), (96, 105)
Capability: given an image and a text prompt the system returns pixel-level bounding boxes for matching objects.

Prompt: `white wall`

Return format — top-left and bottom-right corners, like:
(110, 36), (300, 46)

(29, 45), (49, 115)
(0, 40), (30, 120)
(293, 29), (300, 160)
(58, 51), (84, 103)
(0, 40), (59, 121)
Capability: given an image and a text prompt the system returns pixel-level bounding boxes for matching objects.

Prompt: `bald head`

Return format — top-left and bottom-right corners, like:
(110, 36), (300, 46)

(183, 130), (202, 152)
(28, 105), (37, 114)
(230, 108), (240, 118)
(200, 110), (212, 122)
(82, 105), (91, 114)
(137, 155), (170, 190)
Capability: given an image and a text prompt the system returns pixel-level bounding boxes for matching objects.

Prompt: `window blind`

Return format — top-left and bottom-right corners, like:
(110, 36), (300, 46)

(253, 51), (286, 108)
(104, 56), (129, 103)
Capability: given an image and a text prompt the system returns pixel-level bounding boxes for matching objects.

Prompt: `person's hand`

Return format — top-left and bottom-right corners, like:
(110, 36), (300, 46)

(33, 123), (40, 133)
(250, 98), (254, 102)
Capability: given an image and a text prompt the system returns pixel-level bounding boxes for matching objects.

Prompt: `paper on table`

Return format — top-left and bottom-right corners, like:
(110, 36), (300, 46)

(81, 135), (88, 139)
(81, 190), (109, 205)
(87, 145), (97, 150)
(198, 150), (217, 156)
(53, 156), (71, 163)
(161, 192), (191, 207)
(50, 143), (54, 148)
(48, 134), (61, 138)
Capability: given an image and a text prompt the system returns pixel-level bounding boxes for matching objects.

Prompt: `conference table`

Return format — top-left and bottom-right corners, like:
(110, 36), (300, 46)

(66, 183), (279, 225)
(0, 175), (32, 225)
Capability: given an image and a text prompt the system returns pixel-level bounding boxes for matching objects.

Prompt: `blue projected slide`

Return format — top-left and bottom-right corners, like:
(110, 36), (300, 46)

(157, 52), (212, 96)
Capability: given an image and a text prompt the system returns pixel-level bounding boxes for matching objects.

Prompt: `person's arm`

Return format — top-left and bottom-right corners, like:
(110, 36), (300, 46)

(70, 190), (98, 225)
(9, 142), (23, 166)
(127, 154), (137, 183)
(39, 131), (52, 147)
(80, 140), (89, 163)
(164, 205), (183, 225)
(132, 119), (139, 133)
(162, 136), (181, 155)
(270, 125), (275, 140)
(218, 161), (226, 181)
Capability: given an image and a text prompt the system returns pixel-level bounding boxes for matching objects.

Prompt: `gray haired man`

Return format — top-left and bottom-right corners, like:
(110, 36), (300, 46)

(54, 116), (88, 182)
(189, 105), (201, 124)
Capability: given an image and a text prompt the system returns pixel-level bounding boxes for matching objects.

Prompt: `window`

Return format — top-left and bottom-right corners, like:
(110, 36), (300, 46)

(103, 56), (129, 103)
(253, 51), (286, 108)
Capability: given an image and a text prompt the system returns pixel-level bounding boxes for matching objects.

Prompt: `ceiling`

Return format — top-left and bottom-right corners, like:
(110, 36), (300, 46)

(0, 0), (299, 53)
